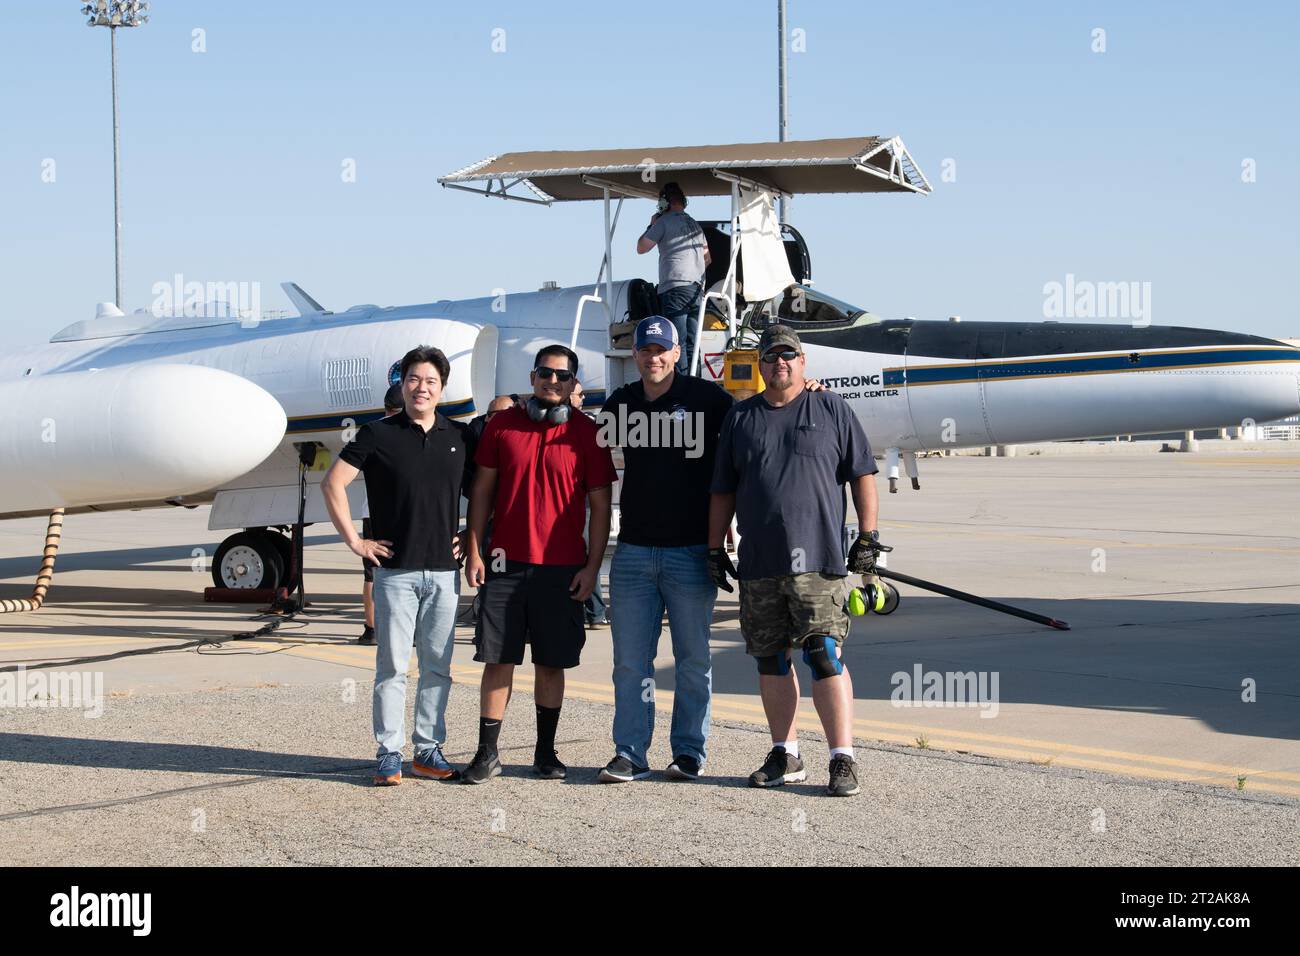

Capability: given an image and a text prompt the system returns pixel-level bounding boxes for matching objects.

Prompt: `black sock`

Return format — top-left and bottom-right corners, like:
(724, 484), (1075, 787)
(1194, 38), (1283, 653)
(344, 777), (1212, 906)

(478, 717), (502, 755)
(535, 704), (561, 755)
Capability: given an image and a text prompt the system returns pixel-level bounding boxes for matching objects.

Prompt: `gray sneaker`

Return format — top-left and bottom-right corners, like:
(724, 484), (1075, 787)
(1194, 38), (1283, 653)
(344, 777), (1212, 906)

(826, 754), (860, 797)
(748, 746), (806, 788)
(460, 746), (502, 785)
(665, 755), (702, 781)
(598, 754), (651, 783)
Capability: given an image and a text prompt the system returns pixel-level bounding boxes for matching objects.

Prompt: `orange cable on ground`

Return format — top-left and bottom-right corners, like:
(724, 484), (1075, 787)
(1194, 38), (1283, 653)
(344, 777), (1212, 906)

(0, 508), (65, 613)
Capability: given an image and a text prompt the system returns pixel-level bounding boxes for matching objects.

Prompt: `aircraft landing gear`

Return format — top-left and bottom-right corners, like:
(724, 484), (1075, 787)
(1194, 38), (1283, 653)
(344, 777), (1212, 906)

(212, 529), (290, 591)
(884, 447), (921, 494)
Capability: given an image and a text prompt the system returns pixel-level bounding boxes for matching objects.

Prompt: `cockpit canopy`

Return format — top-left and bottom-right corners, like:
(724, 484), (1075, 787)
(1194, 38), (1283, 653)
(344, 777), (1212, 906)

(770, 286), (867, 328)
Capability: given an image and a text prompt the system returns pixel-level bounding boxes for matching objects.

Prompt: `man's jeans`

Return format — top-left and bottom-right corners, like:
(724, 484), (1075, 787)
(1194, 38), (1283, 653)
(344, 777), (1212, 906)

(584, 576), (608, 625)
(372, 568), (458, 757)
(659, 282), (703, 375)
(609, 543), (715, 765)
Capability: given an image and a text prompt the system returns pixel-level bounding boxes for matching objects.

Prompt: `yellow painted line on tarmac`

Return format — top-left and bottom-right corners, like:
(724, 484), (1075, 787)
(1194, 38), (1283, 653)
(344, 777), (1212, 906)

(239, 643), (1300, 797)
(711, 692), (1300, 783)
(279, 643), (380, 671)
(884, 522), (1300, 556)
(498, 672), (1300, 795)
(0, 635), (187, 652)
(707, 706), (1300, 798)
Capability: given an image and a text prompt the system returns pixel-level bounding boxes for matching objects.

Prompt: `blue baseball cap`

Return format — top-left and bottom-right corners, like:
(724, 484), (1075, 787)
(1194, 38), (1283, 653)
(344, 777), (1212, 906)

(635, 316), (679, 351)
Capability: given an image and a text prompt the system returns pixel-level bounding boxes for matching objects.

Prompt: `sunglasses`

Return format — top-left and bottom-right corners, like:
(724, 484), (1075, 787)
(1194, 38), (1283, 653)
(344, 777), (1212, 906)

(761, 349), (800, 364)
(533, 366), (575, 382)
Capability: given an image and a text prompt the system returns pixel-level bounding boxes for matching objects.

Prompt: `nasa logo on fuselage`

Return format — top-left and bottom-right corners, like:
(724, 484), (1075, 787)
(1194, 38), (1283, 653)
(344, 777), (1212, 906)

(820, 374), (881, 389)
(818, 373), (898, 400)
(388, 361), (402, 386)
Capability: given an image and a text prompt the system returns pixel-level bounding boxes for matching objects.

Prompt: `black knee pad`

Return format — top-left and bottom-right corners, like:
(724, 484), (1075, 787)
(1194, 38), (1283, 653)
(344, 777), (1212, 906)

(755, 653), (791, 676)
(801, 636), (843, 681)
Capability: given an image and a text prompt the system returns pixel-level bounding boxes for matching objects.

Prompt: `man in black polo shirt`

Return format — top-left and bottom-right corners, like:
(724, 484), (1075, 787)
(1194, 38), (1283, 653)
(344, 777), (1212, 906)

(595, 316), (734, 783)
(322, 345), (471, 786)
(357, 383), (404, 645)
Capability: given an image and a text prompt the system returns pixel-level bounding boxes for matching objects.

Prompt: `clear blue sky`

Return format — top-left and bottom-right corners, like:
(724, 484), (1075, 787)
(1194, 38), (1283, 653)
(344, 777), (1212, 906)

(1, 1), (1296, 348)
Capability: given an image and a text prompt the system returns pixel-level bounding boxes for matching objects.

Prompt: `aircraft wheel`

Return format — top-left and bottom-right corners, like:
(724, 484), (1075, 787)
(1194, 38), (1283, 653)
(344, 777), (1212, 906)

(212, 531), (284, 590)
(266, 529), (294, 580)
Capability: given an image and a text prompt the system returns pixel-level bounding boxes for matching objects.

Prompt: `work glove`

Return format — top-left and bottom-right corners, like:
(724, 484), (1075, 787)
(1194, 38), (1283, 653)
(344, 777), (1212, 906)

(847, 530), (892, 574)
(707, 547), (738, 593)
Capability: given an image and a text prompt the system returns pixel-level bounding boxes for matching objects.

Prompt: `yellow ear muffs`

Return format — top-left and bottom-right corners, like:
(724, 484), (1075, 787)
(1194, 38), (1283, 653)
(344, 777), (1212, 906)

(875, 580), (900, 615)
(847, 578), (899, 616)
(866, 580), (888, 612)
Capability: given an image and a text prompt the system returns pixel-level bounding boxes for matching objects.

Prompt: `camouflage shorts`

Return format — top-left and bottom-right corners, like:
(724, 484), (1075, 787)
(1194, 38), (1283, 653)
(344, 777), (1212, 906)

(738, 572), (851, 658)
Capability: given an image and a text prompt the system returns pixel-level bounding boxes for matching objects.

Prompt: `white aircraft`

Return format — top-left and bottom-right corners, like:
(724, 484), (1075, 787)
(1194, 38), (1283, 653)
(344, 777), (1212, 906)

(1, 137), (1297, 598)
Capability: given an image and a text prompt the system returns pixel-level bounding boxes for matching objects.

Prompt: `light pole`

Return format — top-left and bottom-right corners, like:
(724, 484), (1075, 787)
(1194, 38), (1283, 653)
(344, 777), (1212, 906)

(777, 0), (788, 223)
(81, 0), (149, 310)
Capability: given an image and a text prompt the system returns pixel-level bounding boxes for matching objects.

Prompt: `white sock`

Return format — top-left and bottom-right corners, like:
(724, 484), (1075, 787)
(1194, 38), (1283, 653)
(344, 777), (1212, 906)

(830, 746), (854, 761)
(778, 740), (799, 758)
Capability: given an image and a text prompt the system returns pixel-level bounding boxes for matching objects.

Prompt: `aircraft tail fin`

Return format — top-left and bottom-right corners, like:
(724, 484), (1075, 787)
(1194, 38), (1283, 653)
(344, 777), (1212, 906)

(280, 282), (329, 316)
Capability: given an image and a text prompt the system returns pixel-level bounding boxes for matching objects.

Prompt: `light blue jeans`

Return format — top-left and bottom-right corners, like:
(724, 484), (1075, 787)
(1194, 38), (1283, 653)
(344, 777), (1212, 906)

(372, 568), (458, 757)
(609, 543), (715, 766)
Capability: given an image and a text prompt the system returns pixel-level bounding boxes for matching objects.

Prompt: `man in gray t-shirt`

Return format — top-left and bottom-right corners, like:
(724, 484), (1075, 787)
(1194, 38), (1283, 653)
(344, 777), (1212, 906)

(707, 324), (885, 798)
(637, 181), (711, 376)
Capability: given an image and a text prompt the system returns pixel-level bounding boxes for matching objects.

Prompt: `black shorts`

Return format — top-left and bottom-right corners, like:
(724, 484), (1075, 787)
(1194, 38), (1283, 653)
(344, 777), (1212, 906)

(361, 518), (374, 582)
(474, 561), (586, 668)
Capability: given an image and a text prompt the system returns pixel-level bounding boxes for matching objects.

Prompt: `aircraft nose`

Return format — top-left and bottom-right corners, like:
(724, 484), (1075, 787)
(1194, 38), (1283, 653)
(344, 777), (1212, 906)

(0, 364), (287, 514)
(113, 364), (288, 488)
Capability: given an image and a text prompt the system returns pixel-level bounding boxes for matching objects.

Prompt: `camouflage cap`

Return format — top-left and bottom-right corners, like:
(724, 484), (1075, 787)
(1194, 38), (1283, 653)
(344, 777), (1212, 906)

(757, 324), (802, 355)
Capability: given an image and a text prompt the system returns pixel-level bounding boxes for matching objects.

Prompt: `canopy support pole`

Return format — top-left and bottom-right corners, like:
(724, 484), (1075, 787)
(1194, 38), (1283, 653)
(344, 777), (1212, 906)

(728, 181), (740, 337)
(571, 188), (622, 351)
(603, 186), (614, 326)
(689, 178), (743, 377)
(778, 0), (788, 223)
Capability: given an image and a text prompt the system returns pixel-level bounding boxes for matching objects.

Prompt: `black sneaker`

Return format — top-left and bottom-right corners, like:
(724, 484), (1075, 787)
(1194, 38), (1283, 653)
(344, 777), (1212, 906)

(597, 754), (651, 783)
(748, 746), (806, 788)
(460, 746), (502, 785)
(665, 755), (701, 781)
(532, 748), (567, 780)
(356, 626), (376, 646)
(826, 754), (860, 797)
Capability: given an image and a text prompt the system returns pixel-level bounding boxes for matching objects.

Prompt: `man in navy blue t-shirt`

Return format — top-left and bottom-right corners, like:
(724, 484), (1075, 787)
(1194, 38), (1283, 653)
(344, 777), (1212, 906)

(708, 324), (885, 797)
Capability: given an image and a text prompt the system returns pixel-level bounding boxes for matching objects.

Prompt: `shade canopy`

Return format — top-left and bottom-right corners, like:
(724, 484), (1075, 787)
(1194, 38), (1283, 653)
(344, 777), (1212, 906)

(438, 136), (931, 204)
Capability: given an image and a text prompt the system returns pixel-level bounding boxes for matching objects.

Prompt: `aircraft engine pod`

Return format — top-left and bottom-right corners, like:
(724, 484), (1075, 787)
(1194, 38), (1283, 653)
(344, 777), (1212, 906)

(0, 364), (287, 514)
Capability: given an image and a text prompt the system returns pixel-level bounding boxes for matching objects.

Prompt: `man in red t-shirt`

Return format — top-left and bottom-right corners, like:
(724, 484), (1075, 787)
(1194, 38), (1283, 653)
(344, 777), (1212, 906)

(462, 344), (618, 784)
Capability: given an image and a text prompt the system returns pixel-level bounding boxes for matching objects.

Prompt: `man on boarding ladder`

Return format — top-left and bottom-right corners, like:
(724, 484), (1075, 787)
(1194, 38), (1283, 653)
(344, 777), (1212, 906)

(637, 181), (710, 376)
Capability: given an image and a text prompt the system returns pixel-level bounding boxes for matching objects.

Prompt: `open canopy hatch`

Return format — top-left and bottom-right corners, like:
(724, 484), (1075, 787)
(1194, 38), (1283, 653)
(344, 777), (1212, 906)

(439, 136), (930, 373)
(438, 136), (930, 204)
